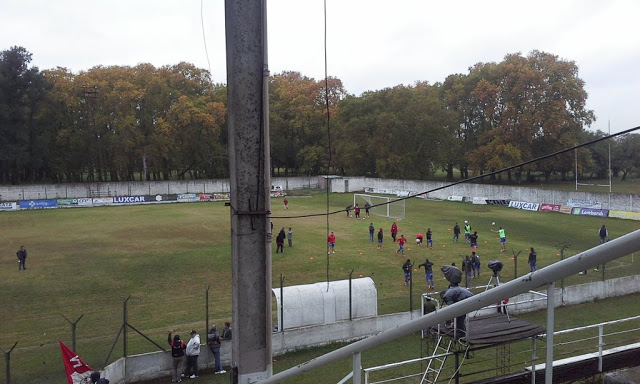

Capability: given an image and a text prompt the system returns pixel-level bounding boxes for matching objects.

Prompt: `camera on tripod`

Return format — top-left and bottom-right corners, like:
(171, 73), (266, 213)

(488, 260), (503, 276)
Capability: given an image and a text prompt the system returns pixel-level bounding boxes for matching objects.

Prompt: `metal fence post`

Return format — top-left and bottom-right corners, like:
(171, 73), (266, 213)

(352, 352), (361, 384)
(598, 325), (604, 372)
(0, 342), (18, 384)
(206, 285), (211, 340)
(60, 313), (83, 352)
(348, 269), (354, 321)
(280, 274), (284, 332)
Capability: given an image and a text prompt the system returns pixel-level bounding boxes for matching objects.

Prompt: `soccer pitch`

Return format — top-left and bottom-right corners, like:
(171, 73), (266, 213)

(1, 191), (638, 383)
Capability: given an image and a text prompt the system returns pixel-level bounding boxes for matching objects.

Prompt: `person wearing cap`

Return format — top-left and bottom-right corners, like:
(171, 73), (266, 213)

(90, 371), (110, 384)
(377, 228), (383, 249)
(168, 332), (186, 382)
(208, 325), (225, 375)
(183, 330), (201, 379)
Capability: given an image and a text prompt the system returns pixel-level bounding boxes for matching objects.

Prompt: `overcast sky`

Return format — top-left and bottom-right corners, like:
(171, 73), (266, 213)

(1, 0), (638, 133)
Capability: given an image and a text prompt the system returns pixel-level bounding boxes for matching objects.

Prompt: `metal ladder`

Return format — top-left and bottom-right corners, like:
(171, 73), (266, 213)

(420, 336), (452, 384)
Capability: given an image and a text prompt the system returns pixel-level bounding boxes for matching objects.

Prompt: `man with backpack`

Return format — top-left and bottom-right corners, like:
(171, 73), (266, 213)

(208, 325), (226, 375)
(168, 332), (186, 382)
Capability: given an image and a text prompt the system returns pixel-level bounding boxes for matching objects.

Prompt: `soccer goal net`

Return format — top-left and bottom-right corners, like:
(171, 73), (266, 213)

(353, 194), (405, 220)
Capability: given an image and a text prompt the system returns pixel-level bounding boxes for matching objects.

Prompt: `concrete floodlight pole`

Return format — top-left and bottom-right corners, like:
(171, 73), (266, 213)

(226, 0), (273, 382)
(259, 229), (640, 383)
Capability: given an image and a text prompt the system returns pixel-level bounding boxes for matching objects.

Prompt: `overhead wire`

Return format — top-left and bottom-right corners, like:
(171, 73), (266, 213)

(200, 0), (212, 75)
(270, 125), (640, 219)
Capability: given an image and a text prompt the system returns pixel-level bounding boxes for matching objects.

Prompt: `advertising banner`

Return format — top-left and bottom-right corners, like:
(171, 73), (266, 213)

(214, 193), (230, 200)
(112, 196), (147, 204)
(472, 197), (487, 205)
(77, 198), (93, 206)
(0, 202), (17, 211)
(92, 197), (113, 206)
(57, 199), (77, 206)
(19, 199), (57, 209)
(567, 199), (602, 209)
(486, 200), (510, 206)
(508, 201), (540, 211)
(447, 195), (464, 202)
(153, 194), (178, 202)
(177, 193), (198, 202)
(540, 203), (561, 212)
(559, 205), (572, 214)
(578, 208), (609, 217)
(608, 210), (640, 221)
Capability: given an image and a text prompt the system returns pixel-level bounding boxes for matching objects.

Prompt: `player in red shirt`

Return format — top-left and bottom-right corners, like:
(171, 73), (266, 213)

(396, 234), (407, 255)
(416, 232), (423, 246)
(391, 222), (398, 242)
(328, 232), (336, 254)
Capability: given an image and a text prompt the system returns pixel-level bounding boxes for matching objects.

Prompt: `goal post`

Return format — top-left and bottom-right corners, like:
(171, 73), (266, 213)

(353, 194), (405, 220)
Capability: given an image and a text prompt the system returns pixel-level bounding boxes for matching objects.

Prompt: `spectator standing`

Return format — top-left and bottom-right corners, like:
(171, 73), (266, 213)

(221, 322), (232, 340)
(452, 223), (460, 243)
(184, 330), (200, 379)
(396, 234), (407, 255)
(16, 245), (27, 270)
(463, 255), (473, 287)
(598, 225), (608, 244)
(528, 247), (537, 272)
(287, 227), (293, 247)
(391, 222), (398, 242)
(595, 225), (609, 271)
(377, 228), (384, 250)
(168, 332), (186, 382)
(208, 325), (226, 375)
(276, 231), (284, 253)
(369, 223), (375, 242)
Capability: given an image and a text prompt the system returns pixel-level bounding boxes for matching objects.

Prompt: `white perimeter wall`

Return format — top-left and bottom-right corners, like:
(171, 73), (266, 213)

(106, 275), (640, 383)
(1, 176), (637, 212)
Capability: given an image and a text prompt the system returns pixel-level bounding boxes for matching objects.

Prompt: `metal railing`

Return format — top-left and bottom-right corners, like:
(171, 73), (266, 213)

(259, 229), (640, 383)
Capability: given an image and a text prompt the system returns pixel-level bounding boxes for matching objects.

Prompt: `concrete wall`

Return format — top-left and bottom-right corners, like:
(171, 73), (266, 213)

(0, 177), (318, 201)
(1, 176), (637, 212)
(103, 274), (640, 383)
(330, 177), (640, 212)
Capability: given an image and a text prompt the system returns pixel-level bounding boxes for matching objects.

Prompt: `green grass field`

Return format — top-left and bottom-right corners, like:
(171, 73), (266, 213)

(1, 191), (639, 383)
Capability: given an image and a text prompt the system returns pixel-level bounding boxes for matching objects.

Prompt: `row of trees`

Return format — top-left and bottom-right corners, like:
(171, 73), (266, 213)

(1, 46), (638, 184)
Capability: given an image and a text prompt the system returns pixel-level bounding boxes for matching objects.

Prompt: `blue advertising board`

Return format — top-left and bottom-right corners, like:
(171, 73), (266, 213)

(19, 199), (57, 209)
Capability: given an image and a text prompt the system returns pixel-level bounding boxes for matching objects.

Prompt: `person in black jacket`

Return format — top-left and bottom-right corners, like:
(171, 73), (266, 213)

(17, 245), (27, 270)
(168, 332), (186, 382)
(90, 371), (110, 384)
(528, 247), (537, 272)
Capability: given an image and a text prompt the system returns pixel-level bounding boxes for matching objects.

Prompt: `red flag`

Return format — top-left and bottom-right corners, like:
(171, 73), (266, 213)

(59, 341), (94, 384)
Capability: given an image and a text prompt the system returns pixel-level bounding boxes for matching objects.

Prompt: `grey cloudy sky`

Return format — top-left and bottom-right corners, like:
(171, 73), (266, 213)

(1, 0), (638, 133)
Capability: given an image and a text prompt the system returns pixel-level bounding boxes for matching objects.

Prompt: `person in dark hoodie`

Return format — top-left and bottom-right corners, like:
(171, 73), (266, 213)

(90, 371), (110, 384)
(168, 332), (186, 382)
(208, 325), (226, 375)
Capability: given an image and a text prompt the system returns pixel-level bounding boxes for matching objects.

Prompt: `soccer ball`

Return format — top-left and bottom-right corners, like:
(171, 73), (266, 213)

(464, 220), (468, 224)
(416, 238), (420, 244)
(492, 222), (496, 226)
